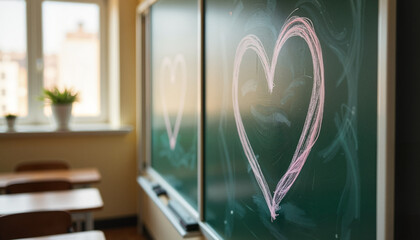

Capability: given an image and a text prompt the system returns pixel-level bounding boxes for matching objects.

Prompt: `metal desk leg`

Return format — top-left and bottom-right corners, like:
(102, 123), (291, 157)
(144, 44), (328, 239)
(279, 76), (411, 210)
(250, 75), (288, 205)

(85, 212), (94, 230)
(71, 213), (84, 231)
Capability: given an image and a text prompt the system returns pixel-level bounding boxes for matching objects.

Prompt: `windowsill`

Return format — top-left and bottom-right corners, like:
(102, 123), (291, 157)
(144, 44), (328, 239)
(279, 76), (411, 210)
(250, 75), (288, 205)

(0, 123), (133, 137)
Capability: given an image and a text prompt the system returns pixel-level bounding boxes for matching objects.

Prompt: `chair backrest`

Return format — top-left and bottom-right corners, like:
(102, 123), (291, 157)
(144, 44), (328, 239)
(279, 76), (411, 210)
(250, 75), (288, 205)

(15, 160), (70, 172)
(5, 180), (72, 194)
(0, 210), (72, 240)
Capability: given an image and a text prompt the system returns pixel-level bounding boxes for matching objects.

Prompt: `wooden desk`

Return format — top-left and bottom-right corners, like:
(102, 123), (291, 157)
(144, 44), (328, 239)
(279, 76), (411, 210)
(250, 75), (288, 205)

(0, 188), (103, 230)
(16, 230), (106, 240)
(0, 168), (101, 190)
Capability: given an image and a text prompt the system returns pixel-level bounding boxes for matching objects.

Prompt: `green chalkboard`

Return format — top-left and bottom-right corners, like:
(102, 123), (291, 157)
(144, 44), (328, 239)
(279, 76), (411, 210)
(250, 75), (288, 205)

(204, 0), (378, 239)
(150, 0), (199, 210)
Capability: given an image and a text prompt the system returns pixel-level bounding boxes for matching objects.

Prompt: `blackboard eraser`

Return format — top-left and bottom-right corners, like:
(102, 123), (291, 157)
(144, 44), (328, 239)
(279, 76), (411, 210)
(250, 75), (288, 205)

(168, 200), (199, 232)
(152, 184), (167, 196)
(155, 187), (167, 196)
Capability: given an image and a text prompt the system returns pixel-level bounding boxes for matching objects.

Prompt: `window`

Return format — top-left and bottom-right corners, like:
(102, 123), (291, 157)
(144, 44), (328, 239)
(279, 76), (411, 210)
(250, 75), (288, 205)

(42, 1), (101, 117)
(0, 0), (106, 124)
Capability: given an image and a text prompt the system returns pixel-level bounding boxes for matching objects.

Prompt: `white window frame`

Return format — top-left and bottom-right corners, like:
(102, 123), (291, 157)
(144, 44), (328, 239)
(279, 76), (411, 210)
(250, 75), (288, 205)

(11, 0), (108, 125)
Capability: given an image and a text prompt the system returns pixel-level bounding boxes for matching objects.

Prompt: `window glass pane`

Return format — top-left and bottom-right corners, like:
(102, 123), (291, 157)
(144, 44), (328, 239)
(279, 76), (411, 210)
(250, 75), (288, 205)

(42, 1), (100, 117)
(0, 0), (28, 117)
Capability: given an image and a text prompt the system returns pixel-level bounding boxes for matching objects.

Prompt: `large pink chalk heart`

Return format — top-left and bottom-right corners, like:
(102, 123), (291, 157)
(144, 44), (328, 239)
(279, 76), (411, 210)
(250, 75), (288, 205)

(160, 54), (187, 150)
(232, 16), (325, 220)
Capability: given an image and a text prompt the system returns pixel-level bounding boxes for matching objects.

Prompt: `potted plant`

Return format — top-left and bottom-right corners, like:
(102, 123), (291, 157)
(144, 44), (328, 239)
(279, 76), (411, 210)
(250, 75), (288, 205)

(4, 114), (17, 132)
(40, 87), (79, 131)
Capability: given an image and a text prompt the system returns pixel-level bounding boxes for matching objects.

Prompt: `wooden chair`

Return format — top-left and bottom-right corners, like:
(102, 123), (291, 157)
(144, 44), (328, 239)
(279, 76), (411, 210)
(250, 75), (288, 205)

(5, 180), (72, 194)
(15, 160), (70, 172)
(0, 210), (72, 240)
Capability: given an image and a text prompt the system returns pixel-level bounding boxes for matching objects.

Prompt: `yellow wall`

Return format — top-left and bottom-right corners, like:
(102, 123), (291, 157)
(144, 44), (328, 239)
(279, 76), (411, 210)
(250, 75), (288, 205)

(0, 0), (138, 220)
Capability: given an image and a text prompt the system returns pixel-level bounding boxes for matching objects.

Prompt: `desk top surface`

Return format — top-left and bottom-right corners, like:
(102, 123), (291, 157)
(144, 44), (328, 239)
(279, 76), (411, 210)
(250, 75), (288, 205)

(16, 230), (106, 240)
(0, 168), (101, 189)
(0, 188), (103, 215)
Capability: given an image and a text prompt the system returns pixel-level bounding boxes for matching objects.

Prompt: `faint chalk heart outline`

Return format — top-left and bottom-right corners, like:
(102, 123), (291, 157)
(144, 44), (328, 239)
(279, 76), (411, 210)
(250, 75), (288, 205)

(160, 54), (187, 150)
(232, 16), (325, 220)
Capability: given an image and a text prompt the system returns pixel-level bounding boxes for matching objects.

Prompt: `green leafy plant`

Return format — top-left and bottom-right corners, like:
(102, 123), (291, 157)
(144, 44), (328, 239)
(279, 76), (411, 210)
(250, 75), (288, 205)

(4, 114), (17, 119)
(40, 87), (79, 104)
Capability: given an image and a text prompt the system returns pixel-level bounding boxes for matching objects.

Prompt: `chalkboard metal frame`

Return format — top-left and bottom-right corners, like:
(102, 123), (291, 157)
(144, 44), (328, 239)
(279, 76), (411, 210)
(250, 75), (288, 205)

(197, 0), (205, 225)
(136, 0), (202, 225)
(377, 0), (396, 239)
(136, 0), (397, 239)
(136, 0), (154, 175)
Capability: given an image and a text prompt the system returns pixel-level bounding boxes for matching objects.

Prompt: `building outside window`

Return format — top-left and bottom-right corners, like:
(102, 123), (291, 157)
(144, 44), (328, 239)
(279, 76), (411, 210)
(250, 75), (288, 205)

(0, 0), (27, 117)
